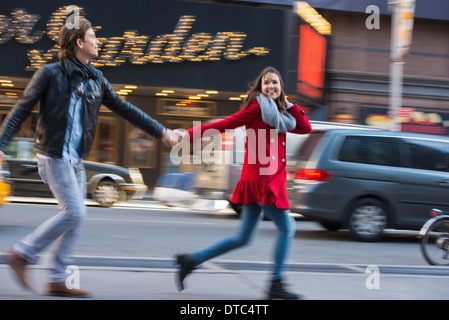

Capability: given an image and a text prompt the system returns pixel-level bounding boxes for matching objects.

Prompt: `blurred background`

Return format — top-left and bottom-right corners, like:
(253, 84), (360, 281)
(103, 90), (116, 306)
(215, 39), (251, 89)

(0, 0), (448, 192)
(2, 1), (449, 300)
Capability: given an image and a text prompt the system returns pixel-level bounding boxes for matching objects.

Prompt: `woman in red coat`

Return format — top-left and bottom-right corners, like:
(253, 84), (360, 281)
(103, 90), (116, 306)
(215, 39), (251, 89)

(175, 66), (311, 299)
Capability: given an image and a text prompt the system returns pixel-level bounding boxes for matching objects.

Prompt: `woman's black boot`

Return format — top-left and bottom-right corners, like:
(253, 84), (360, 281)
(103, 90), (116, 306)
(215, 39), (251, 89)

(268, 279), (301, 300)
(175, 254), (195, 291)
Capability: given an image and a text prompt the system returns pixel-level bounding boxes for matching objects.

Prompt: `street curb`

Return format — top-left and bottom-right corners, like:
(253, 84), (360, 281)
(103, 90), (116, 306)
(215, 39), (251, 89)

(1, 254), (449, 276)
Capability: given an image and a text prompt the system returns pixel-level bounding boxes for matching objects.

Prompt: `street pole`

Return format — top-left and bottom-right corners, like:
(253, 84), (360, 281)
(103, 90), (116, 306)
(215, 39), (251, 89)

(388, 0), (416, 132)
(388, 0), (403, 132)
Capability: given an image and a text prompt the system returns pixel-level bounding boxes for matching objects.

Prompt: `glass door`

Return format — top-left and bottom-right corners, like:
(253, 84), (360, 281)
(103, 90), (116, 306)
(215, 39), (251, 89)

(86, 115), (119, 164)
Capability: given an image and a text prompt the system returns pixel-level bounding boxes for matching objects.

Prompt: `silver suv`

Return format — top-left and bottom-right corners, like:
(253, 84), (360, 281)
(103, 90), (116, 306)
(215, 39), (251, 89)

(193, 121), (380, 213)
(287, 130), (449, 241)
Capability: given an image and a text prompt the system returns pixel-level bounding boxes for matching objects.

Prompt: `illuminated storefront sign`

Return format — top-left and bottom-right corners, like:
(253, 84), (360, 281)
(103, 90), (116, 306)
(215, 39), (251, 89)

(364, 107), (449, 136)
(157, 99), (216, 118)
(0, 6), (270, 71)
(294, 1), (331, 35)
(294, 2), (330, 101)
(296, 24), (327, 99)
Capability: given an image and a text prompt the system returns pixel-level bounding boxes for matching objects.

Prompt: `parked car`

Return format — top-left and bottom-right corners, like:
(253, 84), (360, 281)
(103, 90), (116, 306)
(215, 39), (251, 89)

(192, 120), (381, 214)
(287, 130), (449, 241)
(5, 138), (148, 207)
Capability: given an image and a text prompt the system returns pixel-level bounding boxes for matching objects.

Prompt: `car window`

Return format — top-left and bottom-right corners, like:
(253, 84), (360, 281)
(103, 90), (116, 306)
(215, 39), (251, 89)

(296, 132), (325, 162)
(338, 136), (398, 167)
(6, 139), (36, 161)
(401, 138), (449, 172)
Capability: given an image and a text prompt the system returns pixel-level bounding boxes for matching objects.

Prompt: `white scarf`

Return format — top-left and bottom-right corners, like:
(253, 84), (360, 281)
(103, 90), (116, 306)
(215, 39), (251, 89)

(256, 94), (296, 133)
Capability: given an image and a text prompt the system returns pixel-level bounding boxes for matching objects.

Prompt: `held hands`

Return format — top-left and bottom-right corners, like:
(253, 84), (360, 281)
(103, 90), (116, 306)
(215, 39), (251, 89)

(161, 128), (179, 147)
(161, 128), (187, 147)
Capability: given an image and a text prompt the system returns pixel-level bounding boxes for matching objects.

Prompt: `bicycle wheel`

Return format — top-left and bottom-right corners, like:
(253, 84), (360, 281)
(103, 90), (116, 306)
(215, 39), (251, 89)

(420, 218), (449, 266)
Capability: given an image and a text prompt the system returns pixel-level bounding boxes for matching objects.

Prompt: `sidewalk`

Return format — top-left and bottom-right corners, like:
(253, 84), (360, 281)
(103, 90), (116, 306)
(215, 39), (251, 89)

(1, 256), (449, 301)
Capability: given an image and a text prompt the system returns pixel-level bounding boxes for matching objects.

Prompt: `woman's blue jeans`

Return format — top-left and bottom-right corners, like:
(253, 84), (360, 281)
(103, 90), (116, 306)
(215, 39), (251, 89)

(15, 157), (86, 283)
(191, 202), (296, 280)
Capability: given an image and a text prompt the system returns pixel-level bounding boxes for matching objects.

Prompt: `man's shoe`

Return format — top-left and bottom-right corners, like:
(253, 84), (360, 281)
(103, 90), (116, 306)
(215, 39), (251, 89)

(5, 248), (33, 291)
(267, 279), (302, 300)
(175, 254), (195, 291)
(45, 282), (91, 298)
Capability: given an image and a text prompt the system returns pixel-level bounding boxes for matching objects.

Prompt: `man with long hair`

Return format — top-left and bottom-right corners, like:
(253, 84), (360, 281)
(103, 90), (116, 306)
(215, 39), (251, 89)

(0, 18), (178, 297)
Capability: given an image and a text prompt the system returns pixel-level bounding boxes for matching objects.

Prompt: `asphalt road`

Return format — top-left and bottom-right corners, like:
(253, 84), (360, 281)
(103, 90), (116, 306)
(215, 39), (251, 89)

(0, 199), (428, 265)
(0, 199), (448, 302)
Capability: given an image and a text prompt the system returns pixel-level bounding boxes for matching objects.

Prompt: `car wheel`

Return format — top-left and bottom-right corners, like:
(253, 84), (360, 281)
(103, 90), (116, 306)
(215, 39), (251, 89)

(93, 180), (120, 207)
(348, 198), (388, 241)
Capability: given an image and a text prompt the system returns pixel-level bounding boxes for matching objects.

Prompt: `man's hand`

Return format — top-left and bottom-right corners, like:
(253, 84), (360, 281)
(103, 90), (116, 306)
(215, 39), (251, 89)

(161, 128), (181, 147)
(0, 150), (5, 163)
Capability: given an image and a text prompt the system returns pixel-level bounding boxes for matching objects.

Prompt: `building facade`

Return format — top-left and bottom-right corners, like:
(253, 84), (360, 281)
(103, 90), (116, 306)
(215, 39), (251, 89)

(0, 0), (316, 187)
(1, 0), (447, 189)
(297, 0), (449, 134)
(323, 8), (449, 135)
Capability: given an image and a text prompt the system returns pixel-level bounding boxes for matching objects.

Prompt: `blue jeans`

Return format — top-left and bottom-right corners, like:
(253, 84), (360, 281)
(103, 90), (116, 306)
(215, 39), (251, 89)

(191, 203), (296, 280)
(15, 157), (86, 283)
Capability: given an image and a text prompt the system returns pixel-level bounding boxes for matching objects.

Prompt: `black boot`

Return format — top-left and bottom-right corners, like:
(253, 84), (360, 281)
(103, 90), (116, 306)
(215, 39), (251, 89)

(175, 254), (196, 291)
(268, 279), (301, 300)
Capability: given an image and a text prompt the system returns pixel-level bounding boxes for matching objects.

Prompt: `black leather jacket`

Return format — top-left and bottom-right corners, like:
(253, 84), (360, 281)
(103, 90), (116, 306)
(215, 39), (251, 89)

(0, 58), (164, 158)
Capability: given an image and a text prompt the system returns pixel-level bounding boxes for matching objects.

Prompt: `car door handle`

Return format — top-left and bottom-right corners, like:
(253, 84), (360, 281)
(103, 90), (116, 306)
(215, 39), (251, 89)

(438, 180), (449, 186)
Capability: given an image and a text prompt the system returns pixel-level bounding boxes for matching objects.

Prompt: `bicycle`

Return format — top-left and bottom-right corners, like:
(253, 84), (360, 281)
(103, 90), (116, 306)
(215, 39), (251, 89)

(418, 208), (449, 266)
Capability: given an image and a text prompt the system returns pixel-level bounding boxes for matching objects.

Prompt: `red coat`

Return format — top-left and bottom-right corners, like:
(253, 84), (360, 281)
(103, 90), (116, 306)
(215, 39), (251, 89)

(187, 100), (311, 209)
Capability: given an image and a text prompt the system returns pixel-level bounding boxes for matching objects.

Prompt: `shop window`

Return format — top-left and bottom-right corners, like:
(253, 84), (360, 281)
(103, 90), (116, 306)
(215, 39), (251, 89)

(0, 110), (119, 165)
(0, 111), (9, 126)
(163, 119), (196, 173)
(0, 110), (37, 138)
(86, 116), (119, 164)
(124, 122), (156, 168)
(17, 112), (38, 138)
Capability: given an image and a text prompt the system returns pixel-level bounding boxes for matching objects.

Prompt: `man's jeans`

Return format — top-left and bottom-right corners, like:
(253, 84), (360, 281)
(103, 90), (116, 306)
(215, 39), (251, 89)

(191, 202), (296, 280)
(15, 157), (86, 283)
